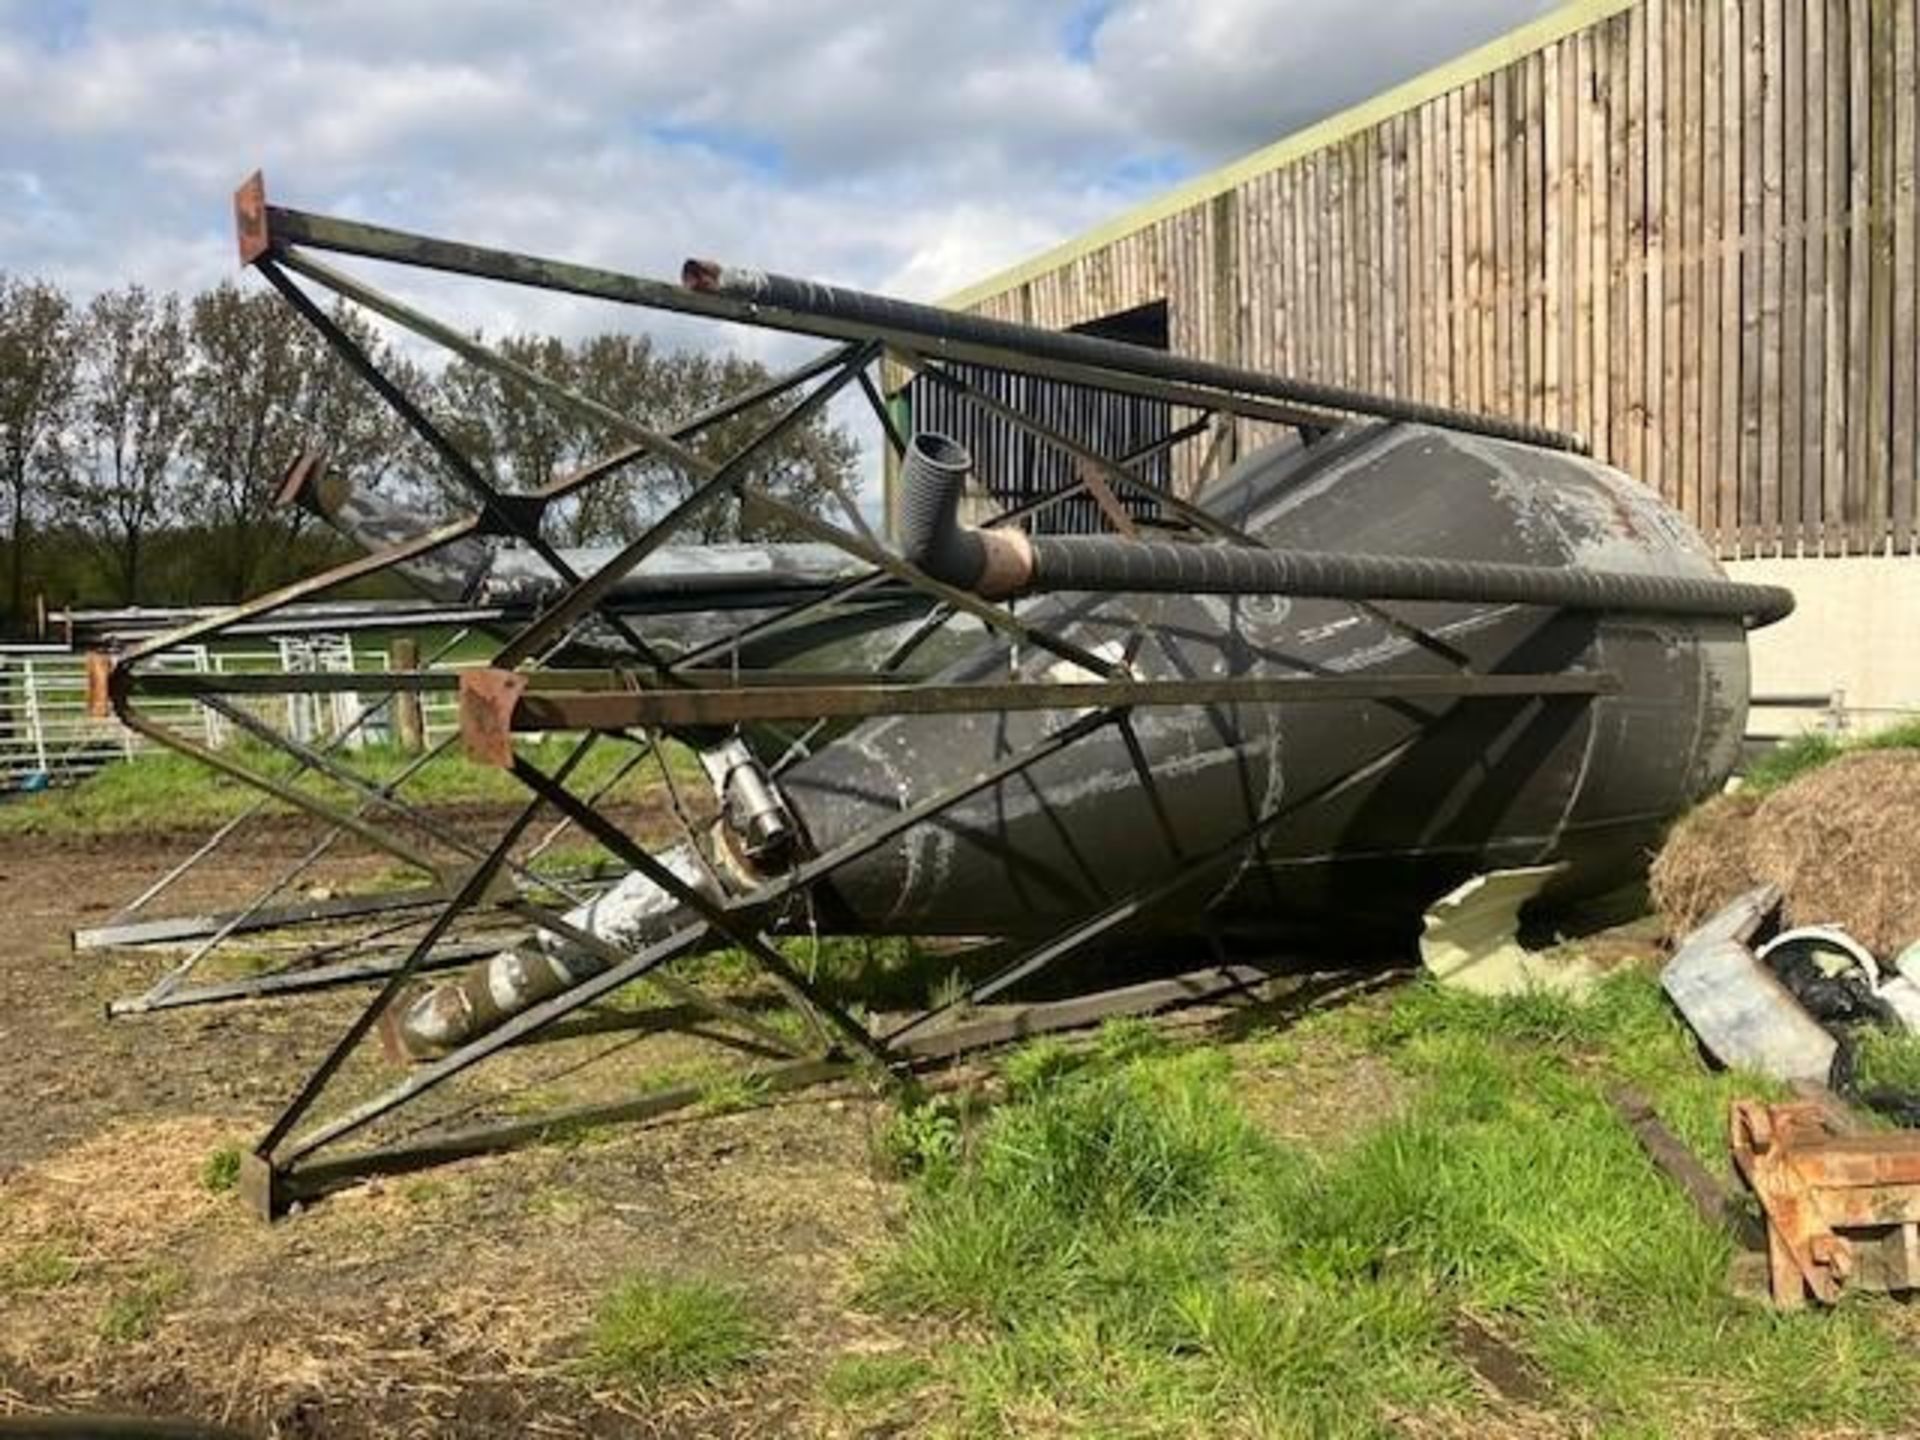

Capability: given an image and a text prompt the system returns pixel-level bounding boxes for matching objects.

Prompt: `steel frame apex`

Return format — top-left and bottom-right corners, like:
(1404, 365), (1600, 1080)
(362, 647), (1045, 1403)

(235, 170), (271, 266)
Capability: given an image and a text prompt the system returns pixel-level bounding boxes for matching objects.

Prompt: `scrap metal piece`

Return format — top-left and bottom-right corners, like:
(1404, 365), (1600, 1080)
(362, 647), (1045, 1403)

(1417, 864), (1589, 996)
(1730, 1097), (1920, 1308)
(1662, 886), (1839, 1085)
(1684, 883), (1783, 949)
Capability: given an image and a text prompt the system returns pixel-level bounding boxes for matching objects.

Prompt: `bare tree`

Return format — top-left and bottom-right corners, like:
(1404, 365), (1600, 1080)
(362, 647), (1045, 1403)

(0, 268), (862, 610)
(290, 301), (427, 550)
(438, 329), (861, 547)
(66, 286), (190, 603)
(562, 331), (655, 544)
(663, 350), (857, 543)
(179, 282), (309, 598)
(0, 276), (76, 625)
(182, 282), (419, 599)
(436, 334), (582, 513)
(596, 346), (857, 544)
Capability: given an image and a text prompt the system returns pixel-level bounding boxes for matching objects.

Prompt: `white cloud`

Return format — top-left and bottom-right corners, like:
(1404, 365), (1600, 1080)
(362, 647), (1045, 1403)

(0, 0), (1553, 512)
(1093, 0), (1564, 159)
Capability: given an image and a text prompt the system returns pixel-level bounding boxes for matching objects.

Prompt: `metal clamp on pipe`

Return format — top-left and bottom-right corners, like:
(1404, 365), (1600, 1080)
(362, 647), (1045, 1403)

(699, 737), (797, 861)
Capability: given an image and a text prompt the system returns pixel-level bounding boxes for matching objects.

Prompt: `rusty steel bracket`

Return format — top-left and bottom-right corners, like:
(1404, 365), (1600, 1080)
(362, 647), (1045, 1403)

(1730, 1097), (1920, 1308)
(234, 169), (272, 265)
(458, 668), (528, 768)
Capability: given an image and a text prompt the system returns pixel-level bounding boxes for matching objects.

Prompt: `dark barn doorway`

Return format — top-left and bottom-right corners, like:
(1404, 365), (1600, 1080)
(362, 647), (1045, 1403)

(899, 299), (1174, 534)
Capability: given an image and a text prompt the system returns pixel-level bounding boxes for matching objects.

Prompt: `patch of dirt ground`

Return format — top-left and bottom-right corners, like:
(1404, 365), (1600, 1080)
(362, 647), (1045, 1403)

(1226, 975), (1412, 1148)
(0, 827), (906, 1438)
(0, 817), (1415, 1439)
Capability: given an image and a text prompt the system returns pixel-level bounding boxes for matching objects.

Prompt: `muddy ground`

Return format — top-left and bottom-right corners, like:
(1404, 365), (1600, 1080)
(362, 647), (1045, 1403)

(0, 818), (1390, 1438)
(0, 818), (906, 1439)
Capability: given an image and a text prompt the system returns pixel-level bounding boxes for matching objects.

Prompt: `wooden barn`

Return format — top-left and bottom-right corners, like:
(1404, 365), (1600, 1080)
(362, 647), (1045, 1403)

(914, 0), (1920, 732)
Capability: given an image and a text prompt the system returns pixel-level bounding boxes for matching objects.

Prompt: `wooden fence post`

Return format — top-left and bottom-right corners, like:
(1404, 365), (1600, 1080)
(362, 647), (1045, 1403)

(391, 636), (425, 754)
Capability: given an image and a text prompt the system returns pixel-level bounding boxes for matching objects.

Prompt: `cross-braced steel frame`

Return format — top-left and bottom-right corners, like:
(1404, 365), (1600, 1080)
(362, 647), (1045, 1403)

(91, 173), (1619, 1217)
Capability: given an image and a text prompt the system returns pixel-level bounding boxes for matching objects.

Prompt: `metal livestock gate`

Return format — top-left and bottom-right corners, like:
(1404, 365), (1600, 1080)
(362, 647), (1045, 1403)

(937, 0), (1920, 560)
(0, 641), (466, 791)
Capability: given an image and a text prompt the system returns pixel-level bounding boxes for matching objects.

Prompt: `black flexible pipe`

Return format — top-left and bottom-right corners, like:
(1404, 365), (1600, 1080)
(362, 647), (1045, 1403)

(896, 433), (1795, 628)
(683, 259), (1588, 454)
(897, 431), (1033, 598)
(897, 431), (987, 587)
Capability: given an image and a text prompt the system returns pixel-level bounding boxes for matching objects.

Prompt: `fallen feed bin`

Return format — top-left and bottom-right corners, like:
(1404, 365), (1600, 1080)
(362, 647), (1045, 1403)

(95, 178), (1797, 1206)
(783, 419), (1764, 940)
(380, 419), (1777, 1056)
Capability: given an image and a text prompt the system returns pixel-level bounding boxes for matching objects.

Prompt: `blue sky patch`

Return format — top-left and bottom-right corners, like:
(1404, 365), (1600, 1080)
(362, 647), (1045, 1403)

(643, 122), (785, 179)
(1060, 0), (1112, 62)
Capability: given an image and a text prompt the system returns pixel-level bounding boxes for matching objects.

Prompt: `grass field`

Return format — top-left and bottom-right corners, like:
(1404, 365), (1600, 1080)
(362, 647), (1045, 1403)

(1741, 716), (1920, 794)
(0, 734), (701, 837)
(10, 726), (1920, 1435)
(817, 980), (1920, 1437)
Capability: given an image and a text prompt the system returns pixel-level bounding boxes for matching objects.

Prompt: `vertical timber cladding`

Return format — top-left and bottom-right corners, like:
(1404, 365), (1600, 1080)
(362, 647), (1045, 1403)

(942, 0), (1920, 560)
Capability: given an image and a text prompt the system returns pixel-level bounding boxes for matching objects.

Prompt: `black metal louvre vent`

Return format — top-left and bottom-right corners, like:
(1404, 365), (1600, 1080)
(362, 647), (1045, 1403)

(904, 300), (1174, 536)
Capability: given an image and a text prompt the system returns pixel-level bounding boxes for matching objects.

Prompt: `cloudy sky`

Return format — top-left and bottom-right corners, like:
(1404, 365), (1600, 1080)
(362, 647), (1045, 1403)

(0, 0), (1557, 492)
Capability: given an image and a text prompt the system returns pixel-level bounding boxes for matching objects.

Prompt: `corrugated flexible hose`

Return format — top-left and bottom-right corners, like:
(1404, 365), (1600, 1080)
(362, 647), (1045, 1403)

(896, 431), (1793, 628)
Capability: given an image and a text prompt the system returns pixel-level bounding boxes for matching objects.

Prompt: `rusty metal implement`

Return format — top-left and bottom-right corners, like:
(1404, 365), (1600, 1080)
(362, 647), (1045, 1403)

(1730, 1097), (1920, 1308)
